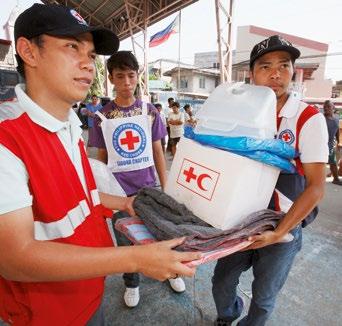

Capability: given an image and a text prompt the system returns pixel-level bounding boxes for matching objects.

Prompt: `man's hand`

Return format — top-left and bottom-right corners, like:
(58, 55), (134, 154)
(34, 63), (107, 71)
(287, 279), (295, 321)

(134, 237), (202, 281)
(122, 196), (136, 217)
(243, 230), (286, 250)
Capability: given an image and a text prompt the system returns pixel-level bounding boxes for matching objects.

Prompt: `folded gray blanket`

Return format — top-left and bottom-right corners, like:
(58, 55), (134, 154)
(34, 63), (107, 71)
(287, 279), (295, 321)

(133, 187), (284, 251)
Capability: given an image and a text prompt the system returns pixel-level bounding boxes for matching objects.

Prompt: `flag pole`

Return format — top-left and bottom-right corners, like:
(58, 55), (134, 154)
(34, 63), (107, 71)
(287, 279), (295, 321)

(178, 11), (181, 92)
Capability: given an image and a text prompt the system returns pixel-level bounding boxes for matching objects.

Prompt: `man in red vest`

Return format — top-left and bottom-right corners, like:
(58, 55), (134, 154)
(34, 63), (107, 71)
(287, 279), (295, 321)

(0, 4), (200, 325)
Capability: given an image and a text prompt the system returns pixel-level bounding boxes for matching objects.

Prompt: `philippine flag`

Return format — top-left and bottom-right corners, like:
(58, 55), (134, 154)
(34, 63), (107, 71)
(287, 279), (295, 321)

(149, 14), (180, 47)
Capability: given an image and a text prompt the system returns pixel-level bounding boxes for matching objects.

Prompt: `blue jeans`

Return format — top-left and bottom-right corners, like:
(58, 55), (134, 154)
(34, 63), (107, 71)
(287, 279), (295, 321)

(112, 211), (140, 288)
(212, 226), (302, 326)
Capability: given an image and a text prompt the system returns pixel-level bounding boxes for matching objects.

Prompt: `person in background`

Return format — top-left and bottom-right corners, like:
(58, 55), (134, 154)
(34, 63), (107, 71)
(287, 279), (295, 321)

(184, 104), (197, 127)
(323, 100), (342, 185)
(212, 35), (328, 326)
(155, 103), (167, 153)
(168, 101), (185, 157)
(93, 51), (186, 308)
(82, 94), (102, 153)
(0, 4), (200, 325)
(166, 97), (174, 152)
(77, 102), (88, 129)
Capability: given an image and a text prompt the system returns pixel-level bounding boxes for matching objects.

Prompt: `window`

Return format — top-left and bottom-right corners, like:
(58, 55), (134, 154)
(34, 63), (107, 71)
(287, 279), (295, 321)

(180, 76), (188, 89)
(199, 76), (206, 89)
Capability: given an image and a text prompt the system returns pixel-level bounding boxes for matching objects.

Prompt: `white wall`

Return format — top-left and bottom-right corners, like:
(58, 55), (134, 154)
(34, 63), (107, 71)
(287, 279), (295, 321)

(235, 26), (332, 98)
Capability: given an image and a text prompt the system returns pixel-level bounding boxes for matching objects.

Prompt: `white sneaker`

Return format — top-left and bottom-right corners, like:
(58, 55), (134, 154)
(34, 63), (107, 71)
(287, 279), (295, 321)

(124, 287), (140, 308)
(168, 277), (186, 293)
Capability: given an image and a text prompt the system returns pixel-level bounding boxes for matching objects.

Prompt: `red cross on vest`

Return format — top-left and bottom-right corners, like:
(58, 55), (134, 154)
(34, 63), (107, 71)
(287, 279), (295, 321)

(120, 131), (140, 150)
(183, 167), (197, 183)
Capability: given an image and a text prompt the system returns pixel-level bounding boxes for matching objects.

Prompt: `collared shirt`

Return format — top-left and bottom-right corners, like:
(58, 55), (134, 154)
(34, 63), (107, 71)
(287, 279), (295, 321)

(0, 84), (86, 214)
(277, 92), (328, 163)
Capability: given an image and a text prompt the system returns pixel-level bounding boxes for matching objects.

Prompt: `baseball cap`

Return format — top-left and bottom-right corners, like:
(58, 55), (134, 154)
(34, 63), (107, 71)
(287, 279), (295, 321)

(14, 3), (119, 55)
(249, 35), (300, 68)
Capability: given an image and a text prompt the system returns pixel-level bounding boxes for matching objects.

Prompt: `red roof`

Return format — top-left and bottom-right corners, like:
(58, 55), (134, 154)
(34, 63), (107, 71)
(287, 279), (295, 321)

(249, 25), (328, 52)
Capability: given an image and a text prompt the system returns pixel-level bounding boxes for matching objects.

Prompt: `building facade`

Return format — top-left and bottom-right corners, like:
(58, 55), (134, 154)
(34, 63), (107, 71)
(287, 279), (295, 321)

(234, 25), (332, 98)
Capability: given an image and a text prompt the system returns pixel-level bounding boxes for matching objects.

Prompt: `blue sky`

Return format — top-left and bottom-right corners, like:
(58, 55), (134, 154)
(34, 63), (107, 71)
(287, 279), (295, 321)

(1, 0), (341, 81)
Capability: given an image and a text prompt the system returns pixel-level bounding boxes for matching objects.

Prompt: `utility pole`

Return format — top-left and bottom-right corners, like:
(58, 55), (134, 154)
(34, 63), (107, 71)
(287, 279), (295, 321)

(215, 0), (234, 84)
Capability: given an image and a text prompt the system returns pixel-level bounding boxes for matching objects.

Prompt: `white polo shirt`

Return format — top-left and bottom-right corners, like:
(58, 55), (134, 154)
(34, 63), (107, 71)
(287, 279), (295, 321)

(277, 92), (328, 164)
(0, 84), (87, 215)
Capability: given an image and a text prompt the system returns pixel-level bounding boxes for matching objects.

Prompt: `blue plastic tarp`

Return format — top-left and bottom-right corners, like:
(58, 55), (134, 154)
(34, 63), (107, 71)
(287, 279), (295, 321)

(184, 126), (297, 173)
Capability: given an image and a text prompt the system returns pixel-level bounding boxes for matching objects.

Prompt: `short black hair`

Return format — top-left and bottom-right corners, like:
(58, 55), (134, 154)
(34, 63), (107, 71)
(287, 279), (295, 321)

(184, 104), (190, 110)
(91, 94), (98, 98)
(107, 51), (139, 74)
(172, 101), (180, 108)
(154, 103), (162, 109)
(168, 97), (174, 103)
(16, 35), (45, 79)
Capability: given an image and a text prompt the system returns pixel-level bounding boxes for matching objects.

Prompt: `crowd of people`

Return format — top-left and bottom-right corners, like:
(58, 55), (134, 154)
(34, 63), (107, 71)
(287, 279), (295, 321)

(0, 3), (339, 326)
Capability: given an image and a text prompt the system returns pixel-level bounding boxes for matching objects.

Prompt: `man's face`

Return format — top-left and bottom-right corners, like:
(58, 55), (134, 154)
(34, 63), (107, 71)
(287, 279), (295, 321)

(91, 96), (98, 105)
(109, 68), (138, 99)
(250, 50), (294, 100)
(323, 102), (334, 117)
(32, 33), (96, 105)
(172, 105), (179, 114)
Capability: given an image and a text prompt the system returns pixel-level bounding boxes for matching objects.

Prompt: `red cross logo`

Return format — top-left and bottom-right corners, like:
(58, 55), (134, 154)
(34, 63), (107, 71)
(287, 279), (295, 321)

(282, 133), (291, 142)
(183, 167), (197, 183)
(177, 159), (220, 200)
(70, 9), (87, 25)
(182, 166), (213, 191)
(120, 131), (140, 150)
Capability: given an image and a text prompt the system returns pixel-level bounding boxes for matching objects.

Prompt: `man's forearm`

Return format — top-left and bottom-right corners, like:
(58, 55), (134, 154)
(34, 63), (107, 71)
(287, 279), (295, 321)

(275, 183), (324, 237)
(1, 240), (139, 282)
(99, 192), (129, 211)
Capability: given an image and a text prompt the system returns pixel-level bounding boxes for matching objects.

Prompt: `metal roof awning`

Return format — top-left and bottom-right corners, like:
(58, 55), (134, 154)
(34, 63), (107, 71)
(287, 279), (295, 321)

(41, 0), (198, 40)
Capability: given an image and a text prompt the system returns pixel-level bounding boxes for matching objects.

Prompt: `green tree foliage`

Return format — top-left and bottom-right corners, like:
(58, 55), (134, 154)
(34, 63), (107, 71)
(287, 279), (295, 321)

(87, 56), (105, 99)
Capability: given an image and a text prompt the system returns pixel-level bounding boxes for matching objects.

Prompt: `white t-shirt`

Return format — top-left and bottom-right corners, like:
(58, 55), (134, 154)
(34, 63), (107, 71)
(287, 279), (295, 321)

(0, 84), (86, 215)
(168, 111), (184, 138)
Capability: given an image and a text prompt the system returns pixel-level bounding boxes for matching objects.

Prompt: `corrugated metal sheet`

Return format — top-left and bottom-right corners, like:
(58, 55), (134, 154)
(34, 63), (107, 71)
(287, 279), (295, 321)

(41, 0), (198, 40)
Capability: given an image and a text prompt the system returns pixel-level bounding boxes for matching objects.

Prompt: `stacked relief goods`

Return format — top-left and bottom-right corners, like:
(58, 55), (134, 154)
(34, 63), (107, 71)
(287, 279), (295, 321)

(165, 82), (296, 230)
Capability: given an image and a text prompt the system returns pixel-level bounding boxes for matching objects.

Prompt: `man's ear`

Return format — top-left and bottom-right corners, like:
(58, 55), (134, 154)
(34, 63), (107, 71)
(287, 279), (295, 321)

(16, 37), (39, 69)
(108, 73), (113, 84)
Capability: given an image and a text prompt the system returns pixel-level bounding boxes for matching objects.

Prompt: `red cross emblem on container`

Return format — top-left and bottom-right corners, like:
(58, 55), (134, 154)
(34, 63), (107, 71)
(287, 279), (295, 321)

(177, 159), (220, 201)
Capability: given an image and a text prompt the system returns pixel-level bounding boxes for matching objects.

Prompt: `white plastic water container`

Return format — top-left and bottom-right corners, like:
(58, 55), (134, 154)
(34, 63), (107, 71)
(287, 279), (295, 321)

(195, 82), (277, 139)
(165, 138), (280, 230)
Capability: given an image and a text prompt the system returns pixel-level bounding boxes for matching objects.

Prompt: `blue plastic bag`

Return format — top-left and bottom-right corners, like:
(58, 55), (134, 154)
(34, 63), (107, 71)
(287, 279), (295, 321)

(184, 126), (297, 173)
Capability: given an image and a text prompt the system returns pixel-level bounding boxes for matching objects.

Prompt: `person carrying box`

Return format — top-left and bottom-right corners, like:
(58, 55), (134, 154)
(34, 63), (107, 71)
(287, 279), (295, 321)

(212, 35), (328, 326)
(0, 4), (200, 325)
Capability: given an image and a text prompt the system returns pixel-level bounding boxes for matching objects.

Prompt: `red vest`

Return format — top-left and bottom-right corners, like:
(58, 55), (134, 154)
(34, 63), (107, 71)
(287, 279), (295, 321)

(0, 113), (113, 325)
